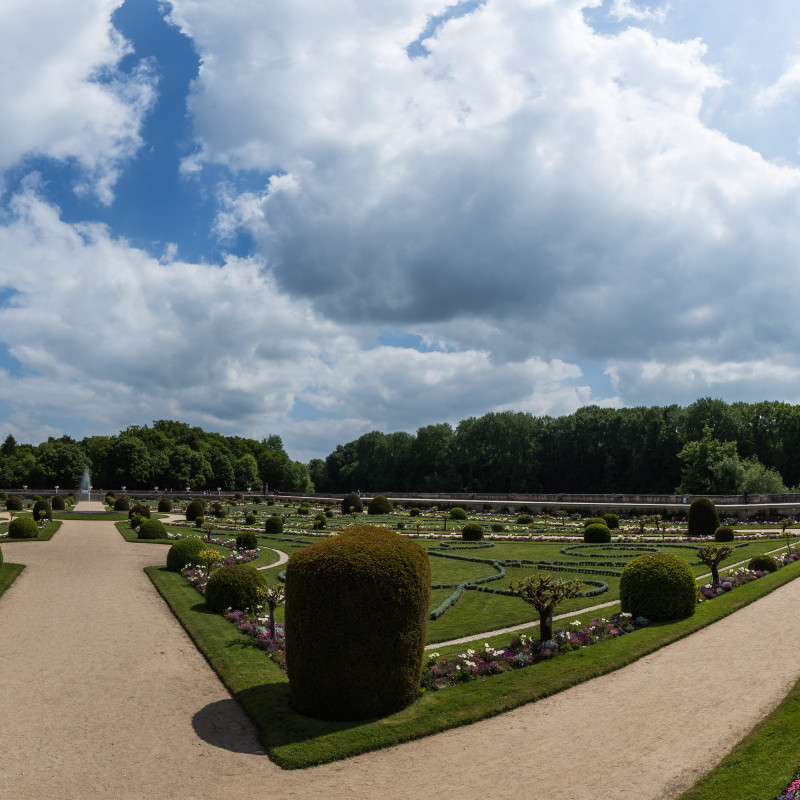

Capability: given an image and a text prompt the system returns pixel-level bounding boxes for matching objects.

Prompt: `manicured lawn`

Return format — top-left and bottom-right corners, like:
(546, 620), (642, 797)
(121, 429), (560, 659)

(147, 547), (800, 769)
(0, 562), (24, 597)
(1, 520), (62, 541)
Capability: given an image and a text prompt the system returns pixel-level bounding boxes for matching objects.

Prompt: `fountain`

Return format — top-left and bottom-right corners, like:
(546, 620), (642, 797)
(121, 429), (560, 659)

(79, 467), (92, 506)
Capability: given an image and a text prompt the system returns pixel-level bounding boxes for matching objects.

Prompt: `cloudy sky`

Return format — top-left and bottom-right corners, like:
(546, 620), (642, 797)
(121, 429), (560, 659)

(2, 0), (800, 461)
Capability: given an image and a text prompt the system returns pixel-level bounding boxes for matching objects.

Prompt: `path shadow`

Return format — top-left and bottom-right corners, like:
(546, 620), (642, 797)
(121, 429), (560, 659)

(191, 699), (267, 754)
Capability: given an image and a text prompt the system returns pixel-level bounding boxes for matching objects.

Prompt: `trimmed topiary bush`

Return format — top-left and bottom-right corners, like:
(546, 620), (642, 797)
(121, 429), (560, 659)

(138, 519), (167, 539)
(32, 500), (52, 521)
(264, 515), (284, 534)
(205, 563), (267, 614)
(157, 497), (173, 513)
(368, 494), (393, 515)
(114, 497), (130, 512)
(129, 504), (151, 520)
(313, 513), (327, 529)
(491, 523), (505, 533)
(602, 513), (620, 529)
(620, 553), (697, 622)
(341, 493), (363, 515)
(516, 514), (533, 524)
(105, 492), (116, 506)
(584, 523), (612, 543)
(6, 496), (23, 512)
(185, 499), (205, 522)
(450, 507), (468, 520)
(583, 517), (606, 527)
(9, 517), (38, 539)
(236, 531), (258, 550)
(285, 524), (431, 720)
(166, 537), (206, 572)
(714, 525), (735, 542)
(245, 512), (257, 525)
(211, 501), (227, 519)
(462, 522), (484, 541)
(688, 497), (720, 537)
(409, 507), (421, 517)
(324, 509), (334, 518)
(50, 495), (66, 511)
(748, 553), (778, 573)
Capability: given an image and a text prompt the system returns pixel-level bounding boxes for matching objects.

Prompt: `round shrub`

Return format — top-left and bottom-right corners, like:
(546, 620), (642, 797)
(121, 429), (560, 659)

(205, 564), (267, 614)
(105, 492), (116, 505)
(285, 524), (431, 720)
(194, 516), (205, 529)
(236, 531), (258, 550)
(714, 525), (735, 542)
(185, 499), (205, 521)
(748, 553), (778, 573)
(138, 519), (167, 539)
(32, 500), (52, 521)
(313, 513), (327, 530)
(602, 513), (620, 529)
(234, 492), (244, 501)
(397, 521), (406, 530)
(50, 495), (66, 511)
(620, 553), (697, 622)
(211, 501), (227, 518)
(6, 496), (23, 512)
(409, 507), (421, 517)
(584, 523), (612, 543)
(129, 503), (151, 520)
(130, 514), (145, 529)
(9, 517), (38, 539)
(264, 515), (284, 534)
(297, 504), (310, 515)
(113, 497), (130, 512)
(0, 491), (7, 501)
(462, 522), (484, 541)
(166, 537), (206, 572)
(324, 509), (334, 518)
(157, 497), (173, 513)
(516, 513), (533, 524)
(450, 507), (468, 520)
(368, 494), (393, 515)
(245, 512), (257, 525)
(341, 493), (363, 515)
(583, 517), (606, 528)
(491, 523), (505, 532)
(688, 497), (720, 537)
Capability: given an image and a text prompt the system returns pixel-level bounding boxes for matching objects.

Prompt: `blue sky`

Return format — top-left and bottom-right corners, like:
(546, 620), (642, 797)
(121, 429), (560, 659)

(3, 0), (800, 461)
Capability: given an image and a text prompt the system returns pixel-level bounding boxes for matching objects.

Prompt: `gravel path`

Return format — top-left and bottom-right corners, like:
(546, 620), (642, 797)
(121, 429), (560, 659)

(1, 516), (799, 799)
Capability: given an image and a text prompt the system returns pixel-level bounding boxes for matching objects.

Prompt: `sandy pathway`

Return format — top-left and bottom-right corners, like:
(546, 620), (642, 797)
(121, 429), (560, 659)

(0, 518), (798, 799)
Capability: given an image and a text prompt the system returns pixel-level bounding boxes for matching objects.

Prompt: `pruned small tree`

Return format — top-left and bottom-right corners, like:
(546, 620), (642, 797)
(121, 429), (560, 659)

(258, 583), (286, 640)
(509, 574), (583, 641)
(198, 548), (221, 579)
(781, 517), (794, 554)
(696, 544), (734, 585)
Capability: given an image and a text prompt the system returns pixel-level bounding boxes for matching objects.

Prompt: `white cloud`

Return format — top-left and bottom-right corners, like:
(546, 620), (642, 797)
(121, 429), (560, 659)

(609, 0), (668, 24)
(0, 0), (156, 202)
(755, 53), (800, 109)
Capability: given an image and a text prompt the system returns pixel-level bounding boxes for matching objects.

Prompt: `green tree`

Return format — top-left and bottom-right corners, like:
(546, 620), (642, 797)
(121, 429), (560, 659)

(234, 453), (260, 490)
(676, 427), (740, 494)
(508, 574), (583, 641)
(695, 544), (734, 585)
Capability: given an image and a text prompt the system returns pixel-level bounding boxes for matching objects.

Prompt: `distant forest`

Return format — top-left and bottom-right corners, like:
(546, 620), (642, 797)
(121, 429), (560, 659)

(309, 398), (800, 496)
(2, 399), (800, 495)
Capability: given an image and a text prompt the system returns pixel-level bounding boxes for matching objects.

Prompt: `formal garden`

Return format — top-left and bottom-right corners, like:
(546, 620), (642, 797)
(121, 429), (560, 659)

(3, 489), (800, 796)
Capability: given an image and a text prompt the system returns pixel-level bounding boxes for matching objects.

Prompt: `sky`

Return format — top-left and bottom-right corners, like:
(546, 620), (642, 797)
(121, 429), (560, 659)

(3, 0), (800, 462)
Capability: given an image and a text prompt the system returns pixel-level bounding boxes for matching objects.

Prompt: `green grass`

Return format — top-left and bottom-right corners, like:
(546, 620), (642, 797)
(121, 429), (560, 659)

(0, 562), (25, 597)
(0, 520), (62, 541)
(677, 678), (800, 799)
(147, 550), (800, 769)
(54, 511), (130, 521)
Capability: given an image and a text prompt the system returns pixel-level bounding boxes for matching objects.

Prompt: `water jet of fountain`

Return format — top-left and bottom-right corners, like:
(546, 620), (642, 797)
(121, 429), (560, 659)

(79, 467), (92, 506)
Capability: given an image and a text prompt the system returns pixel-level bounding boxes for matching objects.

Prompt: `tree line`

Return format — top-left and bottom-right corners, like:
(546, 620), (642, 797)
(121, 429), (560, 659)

(309, 398), (800, 495)
(0, 420), (312, 493)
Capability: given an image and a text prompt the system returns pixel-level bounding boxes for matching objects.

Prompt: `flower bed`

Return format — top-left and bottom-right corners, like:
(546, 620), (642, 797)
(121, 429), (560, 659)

(780, 774), (800, 800)
(421, 613), (649, 691)
(698, 549), (800, 601)
(224, 609), (286, 670)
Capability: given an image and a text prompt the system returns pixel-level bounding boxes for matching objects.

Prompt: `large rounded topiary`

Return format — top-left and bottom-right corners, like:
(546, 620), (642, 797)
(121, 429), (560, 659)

(157, 497), (173, 513)
(9, 517), (38, 539)
(602, 513), (620, 530)
(166, 537), (206, 572)
(341, 492), (363, 515)
(32, 499), (52, 521)
(450, 507), (468, 520)
(264, 515), (284, 534)
(462, 522), (484, 541)
(205, 564), (267, 614)
(285, 525), (430, 720)
(236, 531), (258, 550)
(185, 499), (205, 521)
(748, 553), (778, 573)
(6, 496), (23, 512)
(584, 523), (612, 543)
(50, 495), (66, 511)
(113, 497), (130, 512)
(368, 494), (393, 515)
(138, 519), (167, 539)
(714, 525), (735, 542)
(516, 513), (534, 524)
(688, 498), (720, 537)
(584, 516), (606, 528)
(620, 553), (697, 622)
(129, 503), (151, 520)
